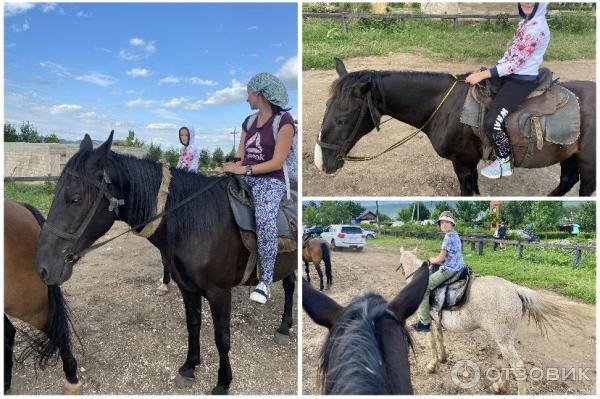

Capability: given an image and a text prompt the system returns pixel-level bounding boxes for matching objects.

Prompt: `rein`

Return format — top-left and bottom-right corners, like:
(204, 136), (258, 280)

(319, 76), (462, 162)
(44, 165), (227, 265)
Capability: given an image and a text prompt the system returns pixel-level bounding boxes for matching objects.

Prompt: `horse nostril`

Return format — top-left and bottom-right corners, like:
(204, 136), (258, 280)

(38, 266), (49, 282)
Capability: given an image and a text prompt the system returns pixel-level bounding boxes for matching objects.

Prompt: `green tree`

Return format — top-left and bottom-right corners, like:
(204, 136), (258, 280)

(397, 207), (414, 223)
(317, 201), (359, 225)
(430, 201), (454, 221)
(147, 143), (163, 161)
(500, 201), (533, 228)
(378, 213), (392, 223)
(163, 147), (179, 167)
(303, 203), (319, 226)
(526, 202), (562, 231)
(43, 133), (60, 143)
(125, 130), (143, 147)
(20, 121), (40, 143)
(454, 201), (488, 224)
(228, 148), (237, 162)
(573, 202), (595, 232)
(199, 149), (211, 169)
(4, 123), (19, 142)
(212, 147), (225, 167)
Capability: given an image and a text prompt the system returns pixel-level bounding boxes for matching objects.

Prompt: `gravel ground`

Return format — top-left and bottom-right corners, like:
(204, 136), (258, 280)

(8, 222), (298, 395)
(302, 245), (596, 395)
(302, 52), (596, 197)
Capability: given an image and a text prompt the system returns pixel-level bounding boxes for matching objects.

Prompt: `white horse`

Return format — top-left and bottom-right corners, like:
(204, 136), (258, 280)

(399, 248), (564, 395)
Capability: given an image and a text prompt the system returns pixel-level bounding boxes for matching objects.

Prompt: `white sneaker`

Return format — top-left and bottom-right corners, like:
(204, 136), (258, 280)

(250, 282), (270, 304)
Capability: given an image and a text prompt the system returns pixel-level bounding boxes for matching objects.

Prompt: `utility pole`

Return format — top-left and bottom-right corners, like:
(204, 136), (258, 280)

(376, 201), (380, 230)
(230, 127), (238, 153)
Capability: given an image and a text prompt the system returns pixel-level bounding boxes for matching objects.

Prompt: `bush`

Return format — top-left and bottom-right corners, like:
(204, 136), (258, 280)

(147, 143), (163, 161)
(163, 148), (180, 167)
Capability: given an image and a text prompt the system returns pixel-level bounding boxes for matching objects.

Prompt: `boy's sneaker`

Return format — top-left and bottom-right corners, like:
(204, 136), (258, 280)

(250, 282), (270, 304)
(481, 158), (513, 179)
(411, 320), (431, 332)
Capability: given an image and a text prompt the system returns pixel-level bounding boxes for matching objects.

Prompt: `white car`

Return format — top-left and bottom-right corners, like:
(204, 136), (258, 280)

(321, 224), (366, 251)
(362, 228), (377, 240)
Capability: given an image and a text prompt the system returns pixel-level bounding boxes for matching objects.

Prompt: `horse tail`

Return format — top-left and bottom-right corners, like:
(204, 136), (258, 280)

(18, 202), (46, 227)
(320, 242), (332, 277)
(516, 286), (564, 337)
(18, 286), (80, 367)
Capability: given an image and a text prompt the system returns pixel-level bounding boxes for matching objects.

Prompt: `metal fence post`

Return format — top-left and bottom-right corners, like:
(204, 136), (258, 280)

(477, 241), (483, 256)
(573, 248), (582, 267)
(341, 15), (348, 33)
(517, 244), (524, 258)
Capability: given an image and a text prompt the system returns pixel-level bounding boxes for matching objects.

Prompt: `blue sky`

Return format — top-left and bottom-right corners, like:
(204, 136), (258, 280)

(4, 2), (298, 152)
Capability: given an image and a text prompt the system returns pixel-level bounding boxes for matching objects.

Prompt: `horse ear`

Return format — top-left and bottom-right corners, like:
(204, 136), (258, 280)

(387, 262), (429, 321)
(334, 58), (348, 77)
(86, 130), (114, 171)
(302, 278), (343, 329)
(399, 246), (405, 253)
(412, 246), (418, 253)
(80, 134), (93, 152)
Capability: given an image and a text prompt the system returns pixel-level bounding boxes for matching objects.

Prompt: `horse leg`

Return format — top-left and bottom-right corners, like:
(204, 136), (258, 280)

(434, 322), (447, 363)
(4, 315), (16, 393)
(206, 288), (232, 395)
(304, 261), (310, 283)
(426, 326), (440, 373)
(157, 253), (171, 295)
(275, 273), (296, 345)
(576, 154), (596, 196)
(314, 263), (325, 291)
(548, 155), (579, 196)
(490, 331), (526, 394)
(452, 161), (477, 196)
(60, 343), (81, 394)
(175, 290), (202, 389)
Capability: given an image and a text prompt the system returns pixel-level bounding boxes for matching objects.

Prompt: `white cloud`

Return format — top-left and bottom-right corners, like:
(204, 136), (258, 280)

(6, 43), (16, 49)
(247, 26), (258, 30)
(204, 80), (247, 106)
(161, 97), (190, 108)
(73, 111), (101, 124)
(50, 104), (83, 115)
(76, 11), (92, 17)
(75, 73), (118, 87)
(276, 56), (298, 90)
(229, 68), (236, 76)
(127, 37), (156, 54)
(124, 98), (156, 108)
(130, 38), (145, 46)
(5, 3), (35, 17)
(126, 89), (137, 95)
(6, 92), (27, 102)
(40, 61), (71, 77)
(118, 50), (140, 61)
(42, 3), (57, 13)
(152, 109), (181, 121)
(126, 68), (152, 78)
(249, 53), (259, 58)
(11, 20), (30, 33)
(147, 123), (178, 130)
(275, 56), (285, 63)
(187, 77), (218, 86)
(96, 47), (111, 53)
(159, 75), (181, 85)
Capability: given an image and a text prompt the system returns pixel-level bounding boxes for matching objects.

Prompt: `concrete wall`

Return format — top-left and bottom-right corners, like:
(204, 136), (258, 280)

(422, 2), (515, 15)
(4, 143), (148, 178)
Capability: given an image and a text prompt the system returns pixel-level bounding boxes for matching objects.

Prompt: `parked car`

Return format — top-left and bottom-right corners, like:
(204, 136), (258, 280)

(362, 228), (377, 240)
(321, 225), (366, 251)
(306, 225), (324, 236)
(510, 229), (540, 242)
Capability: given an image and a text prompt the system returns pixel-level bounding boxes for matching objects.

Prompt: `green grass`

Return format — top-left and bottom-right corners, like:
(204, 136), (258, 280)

(368, 235), (596, 303)
(5, 181), (56, 213)
(303, 16), (596, 69)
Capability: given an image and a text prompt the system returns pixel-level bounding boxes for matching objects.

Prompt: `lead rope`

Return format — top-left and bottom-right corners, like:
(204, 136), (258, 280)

(344, 77), (462, 162)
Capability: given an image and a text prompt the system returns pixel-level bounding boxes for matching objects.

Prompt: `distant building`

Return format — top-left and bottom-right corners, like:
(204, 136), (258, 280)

(356, 211), (378, 224)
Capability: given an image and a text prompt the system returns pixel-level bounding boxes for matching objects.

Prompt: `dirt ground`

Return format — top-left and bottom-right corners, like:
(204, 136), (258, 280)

(8, 222), (298, 395)
(302, 245), (596, 395)
(302, 52), (596, 196)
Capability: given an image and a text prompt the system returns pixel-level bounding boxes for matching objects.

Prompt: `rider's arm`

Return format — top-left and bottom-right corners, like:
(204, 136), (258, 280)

(429, 249), (447, 265)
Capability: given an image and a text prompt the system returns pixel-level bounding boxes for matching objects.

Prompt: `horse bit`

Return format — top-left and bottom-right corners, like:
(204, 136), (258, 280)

(44, 168), (125, 265)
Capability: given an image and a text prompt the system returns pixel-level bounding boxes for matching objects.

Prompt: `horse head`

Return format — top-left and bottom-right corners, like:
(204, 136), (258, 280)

(398, 246), (423, 281)
(314, 58), (384, 174)
(302, 263), (429, 394)
(36, 132), (123, 285)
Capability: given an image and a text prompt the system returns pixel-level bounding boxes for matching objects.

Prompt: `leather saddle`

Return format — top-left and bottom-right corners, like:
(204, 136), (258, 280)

(429, 264), (472, 315)
(460, 68), (581, 168)
(227, 176), (297, 285)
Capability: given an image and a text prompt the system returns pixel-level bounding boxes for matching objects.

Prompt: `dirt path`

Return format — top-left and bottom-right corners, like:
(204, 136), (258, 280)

(302, 52), (596, 196)
(9, 222), (297, 395)
(302, 245), (596, 395)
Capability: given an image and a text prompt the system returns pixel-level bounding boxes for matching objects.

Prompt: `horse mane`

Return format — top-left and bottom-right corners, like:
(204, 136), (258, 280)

(329, 69), (457, 110)
(319, 292), (413, 394)
(62, 149), (231, 241)
(19, 202), (46, 227)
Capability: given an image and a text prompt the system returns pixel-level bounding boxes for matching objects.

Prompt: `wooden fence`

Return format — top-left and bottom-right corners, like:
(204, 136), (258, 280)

(379, 229), (594, 266)
(303, 12), (520, 32)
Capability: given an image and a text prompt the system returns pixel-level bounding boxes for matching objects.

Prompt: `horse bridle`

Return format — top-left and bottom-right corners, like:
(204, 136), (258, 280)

(44, 168), (125, 265)
(316, 88), (382, 162)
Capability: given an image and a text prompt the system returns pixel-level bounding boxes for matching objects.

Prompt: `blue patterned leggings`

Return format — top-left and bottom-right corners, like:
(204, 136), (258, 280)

(243, 176), (285, 285)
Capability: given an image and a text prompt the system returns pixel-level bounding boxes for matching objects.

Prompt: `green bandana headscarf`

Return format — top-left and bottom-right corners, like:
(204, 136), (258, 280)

(247, 72), (289, 109)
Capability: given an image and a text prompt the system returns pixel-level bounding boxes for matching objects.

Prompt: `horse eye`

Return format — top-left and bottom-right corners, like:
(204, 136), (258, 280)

(336, 117), (347, 126)
(70, 194), (82, 204)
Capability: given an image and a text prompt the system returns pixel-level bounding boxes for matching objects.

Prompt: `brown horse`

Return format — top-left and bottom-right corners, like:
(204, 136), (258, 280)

(4, 200), (80, 394)
(302, 238), (333, 291)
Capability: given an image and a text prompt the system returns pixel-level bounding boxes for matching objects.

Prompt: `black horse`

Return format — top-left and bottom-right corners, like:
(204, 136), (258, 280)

(35, 132), (297, 394)
(314, 59), (595, 196)
(302, 263), (429, 394)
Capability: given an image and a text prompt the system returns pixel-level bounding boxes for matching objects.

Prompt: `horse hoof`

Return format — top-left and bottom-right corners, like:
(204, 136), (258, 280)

(426, 362), (438, 374)
(156, 284), (169, 295)
(490, 380), (507, 394)
(273, 332), (290, 345)
(438, 355), (447, 363)
(63, 380), (82, 395)
(211, 384), (229, 395)
(175, 373), (195, 389)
